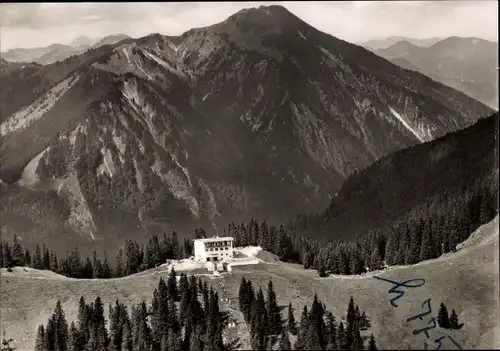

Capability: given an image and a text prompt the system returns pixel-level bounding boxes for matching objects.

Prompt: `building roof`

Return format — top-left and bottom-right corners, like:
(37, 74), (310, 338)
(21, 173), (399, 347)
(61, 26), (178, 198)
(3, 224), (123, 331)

(194, 236), (234, 242)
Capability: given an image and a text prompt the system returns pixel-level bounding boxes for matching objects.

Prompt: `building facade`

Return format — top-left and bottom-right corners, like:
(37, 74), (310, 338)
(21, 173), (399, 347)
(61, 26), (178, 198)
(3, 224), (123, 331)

(193, 237), (234, 262)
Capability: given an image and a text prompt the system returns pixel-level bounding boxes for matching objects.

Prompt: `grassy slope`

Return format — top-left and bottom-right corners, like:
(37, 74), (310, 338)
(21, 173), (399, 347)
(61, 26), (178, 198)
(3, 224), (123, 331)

(1, 216), (498, 351)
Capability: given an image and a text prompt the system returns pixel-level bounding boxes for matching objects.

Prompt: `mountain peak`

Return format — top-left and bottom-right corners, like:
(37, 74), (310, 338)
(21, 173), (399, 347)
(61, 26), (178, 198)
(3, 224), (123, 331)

(225, 5), (303, 31)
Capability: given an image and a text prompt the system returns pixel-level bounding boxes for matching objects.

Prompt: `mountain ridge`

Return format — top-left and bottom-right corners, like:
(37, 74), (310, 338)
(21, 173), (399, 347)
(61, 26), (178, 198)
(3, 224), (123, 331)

(375, 36), (498, 109)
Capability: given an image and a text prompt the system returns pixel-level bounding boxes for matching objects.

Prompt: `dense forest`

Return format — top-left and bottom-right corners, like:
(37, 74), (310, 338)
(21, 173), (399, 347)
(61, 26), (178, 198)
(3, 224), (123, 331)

(1, 170), (497, 278)
(238, 277), (377, 350)
(33, 270), (228, 351)
(28, 273), (379, 351)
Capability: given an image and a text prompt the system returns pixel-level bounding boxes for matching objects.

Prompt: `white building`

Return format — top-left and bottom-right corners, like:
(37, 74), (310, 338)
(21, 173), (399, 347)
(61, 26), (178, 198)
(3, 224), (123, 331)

(193, 236), (234, 262)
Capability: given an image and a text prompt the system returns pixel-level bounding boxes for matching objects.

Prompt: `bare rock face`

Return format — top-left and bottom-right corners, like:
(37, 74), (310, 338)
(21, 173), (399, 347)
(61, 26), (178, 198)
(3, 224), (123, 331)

(0, 6), (493, 249)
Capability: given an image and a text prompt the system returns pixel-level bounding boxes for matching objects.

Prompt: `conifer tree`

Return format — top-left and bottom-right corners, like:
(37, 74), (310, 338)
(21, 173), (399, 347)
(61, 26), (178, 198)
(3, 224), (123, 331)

(189, 324), (204, 351)
(68, 322), (79, 351)
(368, 334), (378, 350)
(266, 280), (282, 335)
(2, 243), (13, 268)
(287, 302), (297, 335)
(370, 245), (382, 270)
(121, 322), (132, 351)
(167, 268), (178, 302)
(11, 235), (25, 266)
(52, 300), (69, 351)
(449, 309), (460, 330)
(93, 296), (108, 349)
(345, 296), (357, 348)
(351, 320), (364, 350)
(437, 303), (450, 329)
(303, 323), (322, 350)
(325, 311), (337, 350)
(78, 296), (92, 347)
(24, 249), (31, 267)
(115, 248), (124, 278)
(101, 252), (112, 279)
(419, 222), (435, 262)
(337, 322), (345, 350)
(35, 325), (45, 351)
(294, 305), (308, 350)
(43, 243), (50, 269)
(250, 288), (269, 351)
(277, 328), (291, 350)
(49, 251), (59, 273)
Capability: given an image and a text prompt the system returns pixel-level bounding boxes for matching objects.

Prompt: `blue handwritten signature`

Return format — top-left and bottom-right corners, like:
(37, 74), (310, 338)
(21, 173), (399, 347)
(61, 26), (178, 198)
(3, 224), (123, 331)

(373, 275), (463, 350)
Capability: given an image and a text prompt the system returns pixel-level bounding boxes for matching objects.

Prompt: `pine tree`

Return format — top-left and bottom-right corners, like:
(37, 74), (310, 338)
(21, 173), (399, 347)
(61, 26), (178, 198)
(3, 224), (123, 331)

(93, 296), (108, 349)
(368, 334), (378, 350)
(52, 300), (69, 351)
(419, 220), (435, 262)
(437, 303), (450, 329)
(2, 243), (13, 269)
(287, 303), (297, 335)
(167, 268), (178, 302)
(49, 251), (59, 273)
(77, 296), (90, 348)
(34, 325), (45, 351)
(294, 305), (308, 350)
(337, 322), (345, 350)
(384, 230), (397, 265)
(266, 280), (282, 335)
(370, 245), (382, 271)
(449, 309), (460, 330)
(303, 323), (322, 350)
(0, 242), (4, 268)
(115, 248), (124, 278)
(68, 322), (79, 351)
(345, 296), (356, 349)
(250, 288), (269, 351)
(24, 249), (32, 267)
(325, 311), (337, 350)
(121, 322), (132, 351)
(351, 321), (364, 350)
(11, 235), (25, 266)
(277, 328), (291, 350)
(101, 252), (112, 279)
(189, 324), (203, 351)
(43, 244), (50, 270)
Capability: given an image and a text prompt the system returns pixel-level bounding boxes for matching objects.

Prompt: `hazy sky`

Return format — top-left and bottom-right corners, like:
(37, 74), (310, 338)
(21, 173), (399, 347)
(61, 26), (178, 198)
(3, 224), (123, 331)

(0, 1), (498, 51)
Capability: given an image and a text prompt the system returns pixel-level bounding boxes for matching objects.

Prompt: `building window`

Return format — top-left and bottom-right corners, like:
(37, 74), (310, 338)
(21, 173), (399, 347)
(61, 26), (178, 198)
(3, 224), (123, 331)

(206, 258), (210, 262)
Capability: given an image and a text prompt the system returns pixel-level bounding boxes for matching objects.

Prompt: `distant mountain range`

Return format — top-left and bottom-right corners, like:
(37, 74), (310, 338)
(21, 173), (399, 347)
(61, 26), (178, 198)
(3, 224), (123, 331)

(359, 36), (445, 50)
(0, 5), (493, 252)
(1, 34), (130, 65)
(374, 37), (499, 109)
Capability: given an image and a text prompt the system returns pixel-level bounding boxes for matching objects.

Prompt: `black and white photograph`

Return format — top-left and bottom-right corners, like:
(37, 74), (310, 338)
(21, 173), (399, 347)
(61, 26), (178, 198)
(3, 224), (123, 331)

(0, 1), (498, 350)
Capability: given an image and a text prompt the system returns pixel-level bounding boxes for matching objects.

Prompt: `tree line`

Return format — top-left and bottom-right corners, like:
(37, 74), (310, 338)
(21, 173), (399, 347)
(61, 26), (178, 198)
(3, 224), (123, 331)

(0, 231), (193, 278)
(238, 277), (378, 350)
(227, 175), (497, 276)
(34, 268), (228, 351)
